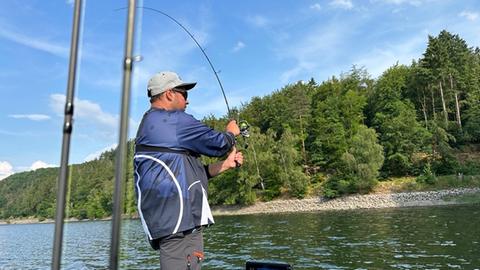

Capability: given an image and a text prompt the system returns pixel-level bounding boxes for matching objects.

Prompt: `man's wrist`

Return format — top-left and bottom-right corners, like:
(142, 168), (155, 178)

(204, 165), (212, 179)
(225, 131), (236, 147)
(222, 159), (233, 170)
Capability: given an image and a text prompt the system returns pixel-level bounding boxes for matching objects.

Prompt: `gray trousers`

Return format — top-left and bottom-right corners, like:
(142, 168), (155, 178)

(159, 227), (204, 270)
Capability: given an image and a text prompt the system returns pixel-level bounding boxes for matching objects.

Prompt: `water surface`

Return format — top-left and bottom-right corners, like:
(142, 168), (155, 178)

(1, 204), (479, 269)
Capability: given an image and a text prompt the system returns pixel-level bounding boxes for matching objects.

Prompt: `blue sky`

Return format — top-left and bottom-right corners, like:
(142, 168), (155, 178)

(0, 0), (479, 180)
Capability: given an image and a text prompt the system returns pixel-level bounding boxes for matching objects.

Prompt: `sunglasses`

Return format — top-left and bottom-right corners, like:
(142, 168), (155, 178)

(173, 89), (188, 100)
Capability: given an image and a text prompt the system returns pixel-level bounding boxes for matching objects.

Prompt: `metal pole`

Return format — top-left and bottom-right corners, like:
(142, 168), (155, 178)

(51, 0), (83, 269)
(109, 0), (137, 268)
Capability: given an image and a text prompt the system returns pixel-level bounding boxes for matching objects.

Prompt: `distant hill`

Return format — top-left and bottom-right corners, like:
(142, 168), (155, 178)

(1, 30), (480, 221)
(0, 143), (137, 220)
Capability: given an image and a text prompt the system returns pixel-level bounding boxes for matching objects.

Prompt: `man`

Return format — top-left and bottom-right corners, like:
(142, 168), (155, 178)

(134, 71), (243, 269)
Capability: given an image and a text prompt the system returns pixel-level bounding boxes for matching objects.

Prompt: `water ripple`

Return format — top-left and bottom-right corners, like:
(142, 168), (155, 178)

(1, 204), (479, 269)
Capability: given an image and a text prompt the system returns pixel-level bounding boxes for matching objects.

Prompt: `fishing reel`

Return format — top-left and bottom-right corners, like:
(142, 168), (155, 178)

(235, 120), (250, 168)
(239, 120), (250, 138)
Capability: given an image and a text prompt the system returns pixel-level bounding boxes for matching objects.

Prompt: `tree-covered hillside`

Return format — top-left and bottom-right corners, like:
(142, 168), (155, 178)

(1, 30), (479, 220)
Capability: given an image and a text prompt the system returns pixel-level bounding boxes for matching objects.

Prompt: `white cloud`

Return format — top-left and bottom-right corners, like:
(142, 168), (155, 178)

(9, 114), (51, 121)
(0, 27), (69, 58)
(378, 0), (423, 6)
(232, 41), (246, 52)
(128, 20), (211, 98)
(30, 160), (56, 171)
(49, 94), (118, 130)
(310, 3), (322, 11)
(246, 15), (269, 28)
(49, 94), (139, 142)
(330, 0), (354, 10)
(277, 20), (348, 83)
(0, 129), (33, 136)
(0, 161), (14, 181)
(132, 65), (152, 92)
(459, 11), (479, 21)
(189, 94), (244, 117)
(353, 34), (425, 78)
(280, 62), (316, 84)
(84, 144), (117, 162)
(0, 161), (56, 178)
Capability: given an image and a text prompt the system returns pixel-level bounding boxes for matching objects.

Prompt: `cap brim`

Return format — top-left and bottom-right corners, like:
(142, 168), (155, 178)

(175, 82), (197, 90)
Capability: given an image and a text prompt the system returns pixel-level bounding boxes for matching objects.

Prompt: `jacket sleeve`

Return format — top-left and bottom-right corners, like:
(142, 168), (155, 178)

(176, 112), (235, 157)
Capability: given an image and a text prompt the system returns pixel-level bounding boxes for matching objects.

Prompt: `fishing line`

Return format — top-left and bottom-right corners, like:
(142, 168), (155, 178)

(135, 6), (232, 116)
(119, 6), (265, 184)
(140, 7), (264, 184)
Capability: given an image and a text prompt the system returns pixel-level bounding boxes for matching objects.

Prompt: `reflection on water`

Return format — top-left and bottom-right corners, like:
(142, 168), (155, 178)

(0, 204), (479, 269)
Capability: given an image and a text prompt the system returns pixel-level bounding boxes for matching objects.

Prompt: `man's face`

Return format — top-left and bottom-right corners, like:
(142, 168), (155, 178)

(172, 89), (188, 110)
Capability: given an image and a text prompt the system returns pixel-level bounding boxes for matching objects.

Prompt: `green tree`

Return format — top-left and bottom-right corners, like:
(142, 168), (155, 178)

(374, 100), (431, 176)
(367, 65), (431, 176)
(429, 121), (459, 174)
(324, 125), (384, 197)
(462, 48), (480, 142)
(420, 30), (478, 140)
(274, 128), (309, 198)
(308, 68), (369, 170)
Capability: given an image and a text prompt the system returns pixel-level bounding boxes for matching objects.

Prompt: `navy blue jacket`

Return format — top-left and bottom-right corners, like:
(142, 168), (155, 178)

(134, 108), (235, 240)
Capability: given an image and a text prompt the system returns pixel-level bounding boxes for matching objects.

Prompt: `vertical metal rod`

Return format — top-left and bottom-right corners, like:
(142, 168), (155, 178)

(109, 0), (137, 269)
(51, 0), (83, 269)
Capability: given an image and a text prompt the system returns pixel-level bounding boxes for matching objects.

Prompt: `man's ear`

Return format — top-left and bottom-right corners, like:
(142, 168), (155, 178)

(164, 90), (174, 101)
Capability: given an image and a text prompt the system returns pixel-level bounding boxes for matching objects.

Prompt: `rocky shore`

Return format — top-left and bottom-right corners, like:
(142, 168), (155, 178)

(1, 188), (479, 225)
(211, 187), (480, 216)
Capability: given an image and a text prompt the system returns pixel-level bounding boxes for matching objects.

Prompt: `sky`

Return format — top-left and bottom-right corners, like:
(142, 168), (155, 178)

(0, 0), (479, 180)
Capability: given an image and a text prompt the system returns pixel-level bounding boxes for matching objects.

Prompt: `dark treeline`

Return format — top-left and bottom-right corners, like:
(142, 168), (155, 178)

(1, 30), (479, 220)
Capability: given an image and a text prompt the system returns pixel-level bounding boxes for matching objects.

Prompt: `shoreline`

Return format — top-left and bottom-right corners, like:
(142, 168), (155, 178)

(210, 187), (480, 216)
(1, 188), (479, 225)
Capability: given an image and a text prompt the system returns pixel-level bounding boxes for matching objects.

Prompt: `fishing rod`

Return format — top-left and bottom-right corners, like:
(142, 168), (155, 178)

(139, 7), (267, 184)
(115, 6), (250, 132)
(52, 0), (83, 269)
(138, 7), (253, 150)
(139, 6), (233, 116)
(110, 1), (137, 269)
(118, 6), (262, 179)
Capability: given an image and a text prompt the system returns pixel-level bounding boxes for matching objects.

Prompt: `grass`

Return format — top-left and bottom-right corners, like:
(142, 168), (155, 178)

(373, 175), (480, 193)
(434, 174), (480, 188)
(373, 176), (419, 193)
(443, 192), (480, 203)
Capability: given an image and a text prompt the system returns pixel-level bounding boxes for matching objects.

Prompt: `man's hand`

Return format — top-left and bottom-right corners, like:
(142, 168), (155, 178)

(225, 147), (244, 168)
(207, 147), (244, 177)
(226, 120), (240, 136)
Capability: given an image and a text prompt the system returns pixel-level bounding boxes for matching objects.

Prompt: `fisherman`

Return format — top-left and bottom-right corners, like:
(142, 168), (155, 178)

(133, 71), (243, 269)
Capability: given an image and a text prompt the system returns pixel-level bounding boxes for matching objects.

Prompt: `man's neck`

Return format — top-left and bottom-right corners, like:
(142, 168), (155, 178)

(151, 101), (171, 110)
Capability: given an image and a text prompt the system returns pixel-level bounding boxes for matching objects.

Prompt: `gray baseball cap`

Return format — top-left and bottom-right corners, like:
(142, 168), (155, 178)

(147, 71), (197, 97)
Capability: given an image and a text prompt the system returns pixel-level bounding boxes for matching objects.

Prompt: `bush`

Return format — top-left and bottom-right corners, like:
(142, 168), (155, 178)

(432, 154), (459, 175)
(383, 153), (412, 176)
(458, 160), (480, 175)
(322, 175), (353, 198)
(416, 163), (436, 185)
(321, 126), (383, 198)
(75, 208), (88, 220)
(323, 185), (339, 199)
(287, 170), (309, 199)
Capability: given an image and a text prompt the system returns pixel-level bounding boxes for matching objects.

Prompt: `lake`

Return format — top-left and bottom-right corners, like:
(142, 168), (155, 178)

(1, 204), (479, 269)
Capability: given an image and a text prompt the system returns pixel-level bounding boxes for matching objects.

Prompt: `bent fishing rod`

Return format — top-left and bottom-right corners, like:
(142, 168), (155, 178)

(117, 6), (252, 137)
(139, 7), (262, 178)
(141, 7), (233, 116)
(129, 6), (252, 138)
(115, 6), (233, 117)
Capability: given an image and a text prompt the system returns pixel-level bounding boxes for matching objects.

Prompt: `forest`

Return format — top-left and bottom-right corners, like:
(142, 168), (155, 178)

(1, 30), (479, 220)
